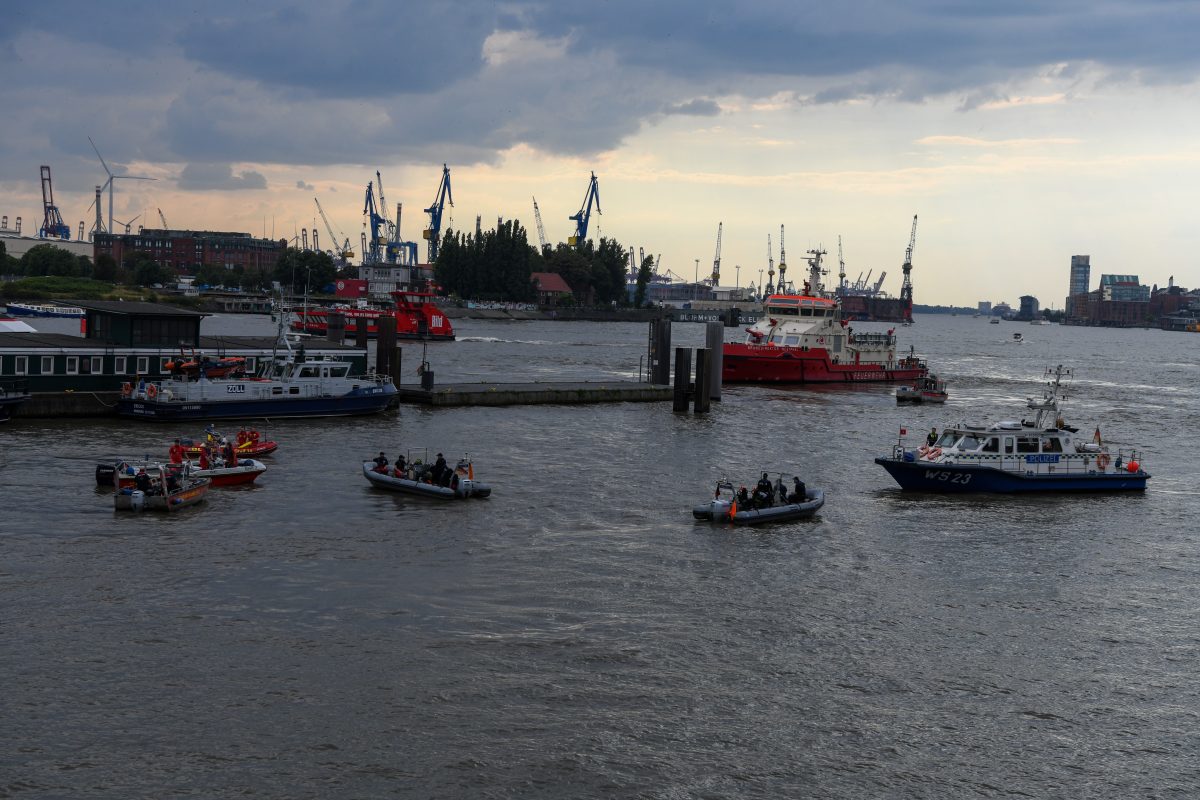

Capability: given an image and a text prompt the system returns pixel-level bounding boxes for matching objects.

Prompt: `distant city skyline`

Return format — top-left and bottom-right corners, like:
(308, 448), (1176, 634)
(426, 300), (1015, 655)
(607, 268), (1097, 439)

(3, 1), (1200, 306)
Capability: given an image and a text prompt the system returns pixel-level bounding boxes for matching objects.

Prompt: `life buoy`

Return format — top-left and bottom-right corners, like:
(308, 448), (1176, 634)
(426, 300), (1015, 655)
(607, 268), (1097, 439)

(1096, 452), (1110, 470)
(925, 447), (942, 460)
(121, 382), (132, 397)
(146, 384), (158, 399)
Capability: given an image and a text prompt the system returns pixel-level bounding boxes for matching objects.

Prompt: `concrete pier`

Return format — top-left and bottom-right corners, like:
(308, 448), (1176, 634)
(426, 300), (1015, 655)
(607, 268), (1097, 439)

(394, 381), (671, 407)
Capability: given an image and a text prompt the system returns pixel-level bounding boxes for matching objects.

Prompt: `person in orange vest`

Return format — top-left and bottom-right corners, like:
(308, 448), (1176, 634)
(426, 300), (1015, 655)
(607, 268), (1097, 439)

(168, 438), (186, 464)
(236, 427), (249, 447)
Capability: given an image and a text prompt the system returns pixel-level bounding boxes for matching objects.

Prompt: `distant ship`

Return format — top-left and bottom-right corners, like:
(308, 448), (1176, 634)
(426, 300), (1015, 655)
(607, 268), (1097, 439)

(290, 289), (454, 341)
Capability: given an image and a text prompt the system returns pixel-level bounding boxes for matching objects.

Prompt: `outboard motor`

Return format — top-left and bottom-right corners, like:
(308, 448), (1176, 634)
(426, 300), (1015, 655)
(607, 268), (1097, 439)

(130, 490), (146, 512)
(96, 463), (117, 487)
(455, 478), (473, 498)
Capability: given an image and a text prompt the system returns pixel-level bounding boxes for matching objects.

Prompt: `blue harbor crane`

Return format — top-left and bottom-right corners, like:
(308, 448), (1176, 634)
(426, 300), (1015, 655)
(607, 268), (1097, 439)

(568, 172), (600, 247)
(38, 165), (71, 240)
(423, 164), (453, 263)
(362, 177), (390, 265)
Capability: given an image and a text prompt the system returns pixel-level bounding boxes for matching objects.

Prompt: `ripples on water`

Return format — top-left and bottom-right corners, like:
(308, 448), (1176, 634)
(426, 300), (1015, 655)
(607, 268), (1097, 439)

(3, 315), (1198, 797)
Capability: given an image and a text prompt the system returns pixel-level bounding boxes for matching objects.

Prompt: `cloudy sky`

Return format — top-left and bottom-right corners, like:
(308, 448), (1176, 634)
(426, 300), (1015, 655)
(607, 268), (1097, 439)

(3, 0), (1199, 305)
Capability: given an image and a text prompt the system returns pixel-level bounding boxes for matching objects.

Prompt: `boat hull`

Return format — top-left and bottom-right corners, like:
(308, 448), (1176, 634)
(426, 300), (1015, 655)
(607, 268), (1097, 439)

(362, 462), (491, 499)
(874, 458), (1150, 493)
(693, 489), (825, 525)
(104, 461), (266, 488)
(723, 344), (926, 384)
(114, 479), (210, 511)
(291, 319), (455, 341)
(116, 386), (396, 421)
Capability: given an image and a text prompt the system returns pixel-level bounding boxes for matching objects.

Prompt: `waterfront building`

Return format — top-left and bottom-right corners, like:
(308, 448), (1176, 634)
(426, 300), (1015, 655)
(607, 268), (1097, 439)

(1066, 255), (1090, 317)
(532, 272), (574, 305)
(93, 228), (283, 276)
(1017, 295), (1040, 321)
(358, 263), (435, 299)
(977, 301), (992, 315)
(1099, 274), (1150, 302)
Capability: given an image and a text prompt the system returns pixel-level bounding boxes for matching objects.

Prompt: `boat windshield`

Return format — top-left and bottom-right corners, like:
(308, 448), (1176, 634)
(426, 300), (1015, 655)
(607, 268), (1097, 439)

(956, 434), (984, 451)
(936, 432), (958, 447)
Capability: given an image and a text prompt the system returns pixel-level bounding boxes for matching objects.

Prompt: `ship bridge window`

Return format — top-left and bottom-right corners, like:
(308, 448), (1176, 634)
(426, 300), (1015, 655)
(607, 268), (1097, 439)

(298, 365), (320, 378)
(800, 308), (812, 317)
(330, 366), (349, 378)
(1042, 438), (1062, 453)
(767, 306), (798, 316)
(958, 435), (983, 450)
(1016, 436), (1039, 453)
(982, 437), (1000, 453)
(783, 335), (800, 346)
(936, 432), (958, 447)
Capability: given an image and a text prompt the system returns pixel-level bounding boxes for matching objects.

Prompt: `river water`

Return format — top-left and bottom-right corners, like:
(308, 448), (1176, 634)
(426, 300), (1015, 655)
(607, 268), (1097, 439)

(3, 314), (1198, 798)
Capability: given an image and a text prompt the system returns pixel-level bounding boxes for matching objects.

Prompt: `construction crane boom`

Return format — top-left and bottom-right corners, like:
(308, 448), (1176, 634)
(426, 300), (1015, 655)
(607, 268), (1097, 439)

(157, 208), (168, 229)
(423, 164), (453, 262)
(837, 236), (846, 290)
(314, 197), (353, 262)
(532, 196), (548, 252)
(568, 172), (600, 247)
(710, 222), (723, 284)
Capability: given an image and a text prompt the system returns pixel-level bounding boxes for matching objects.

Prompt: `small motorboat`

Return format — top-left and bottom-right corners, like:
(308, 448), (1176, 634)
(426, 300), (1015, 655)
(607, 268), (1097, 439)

(362, 456), (491, 499)
(693, 476), (825, 525)
(164, 350), (248, 379)
(113, 468), (210, 512)
(100, 458), (266, 489)
(896, 373), (948, 404)
(1012, 332), (1023, 342)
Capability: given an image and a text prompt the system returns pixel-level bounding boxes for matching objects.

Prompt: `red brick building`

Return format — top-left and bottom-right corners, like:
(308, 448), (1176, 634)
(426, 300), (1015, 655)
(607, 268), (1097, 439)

(93, 228), (284, 275)
(531, 272), (574, 306)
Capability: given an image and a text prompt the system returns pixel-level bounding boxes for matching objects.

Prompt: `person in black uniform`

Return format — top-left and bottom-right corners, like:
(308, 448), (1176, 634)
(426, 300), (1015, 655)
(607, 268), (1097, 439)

(373, 451), (389, 473)
(432, 453), (448, 485)
(788, 476), (807, 504)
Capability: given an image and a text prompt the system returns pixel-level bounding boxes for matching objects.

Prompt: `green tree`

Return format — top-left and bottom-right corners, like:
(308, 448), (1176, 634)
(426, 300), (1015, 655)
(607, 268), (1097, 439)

(20, 244), (81, 277)
(126, 251), (176, 287)
(93, 253), (119, 282)
(634, 254), (654, 307)
(273, 248), (338, 294)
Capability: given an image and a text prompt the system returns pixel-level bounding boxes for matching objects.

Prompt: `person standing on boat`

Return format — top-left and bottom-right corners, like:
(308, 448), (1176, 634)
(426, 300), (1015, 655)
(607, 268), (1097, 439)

(788, 476), (807, 503)
(433, 453), (448, 485)
(927, 428), (938, 447)
(222, 438), (236, 466)
(169, 439), (185, 465)
(373, 451), (389, 473)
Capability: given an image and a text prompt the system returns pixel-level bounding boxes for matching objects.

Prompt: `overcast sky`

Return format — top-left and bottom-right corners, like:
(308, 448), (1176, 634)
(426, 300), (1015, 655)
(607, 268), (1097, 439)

(3, 1), (1199, 305)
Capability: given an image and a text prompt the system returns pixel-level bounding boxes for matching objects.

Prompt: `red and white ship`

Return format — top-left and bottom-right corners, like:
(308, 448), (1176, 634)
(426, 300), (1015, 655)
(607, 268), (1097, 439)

(290, 289), (454, 341)
(722, 248), (928, 384)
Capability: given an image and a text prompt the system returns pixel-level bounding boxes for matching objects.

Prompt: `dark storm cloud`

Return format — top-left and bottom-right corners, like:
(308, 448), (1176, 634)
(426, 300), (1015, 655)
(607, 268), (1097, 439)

(2, 0), (1199, 179)
(177, 163), (267, 191)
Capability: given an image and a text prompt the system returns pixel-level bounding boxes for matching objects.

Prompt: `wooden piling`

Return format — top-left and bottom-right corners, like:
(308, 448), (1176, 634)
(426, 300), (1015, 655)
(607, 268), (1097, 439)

(376, 315), (397, 376)
(326, 312), (345, 343)
(355, 317), (369, 349)
(649, 319), (672, 384)
(705, 321), (724, 401)
(672, 346), (692, 412)
(694, 347), (711, 413)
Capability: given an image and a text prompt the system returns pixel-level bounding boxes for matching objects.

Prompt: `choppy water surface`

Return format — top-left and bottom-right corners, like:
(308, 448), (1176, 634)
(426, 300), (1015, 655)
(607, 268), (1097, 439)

(3, 314), (1198, 798)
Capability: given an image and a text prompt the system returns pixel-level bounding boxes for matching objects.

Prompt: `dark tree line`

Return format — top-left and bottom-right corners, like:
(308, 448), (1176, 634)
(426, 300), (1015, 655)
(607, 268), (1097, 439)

(434, 220), (633, 306)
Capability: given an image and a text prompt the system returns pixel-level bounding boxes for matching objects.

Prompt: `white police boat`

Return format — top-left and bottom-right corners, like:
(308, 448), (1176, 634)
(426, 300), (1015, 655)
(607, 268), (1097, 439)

(875, 365), (1151, 493)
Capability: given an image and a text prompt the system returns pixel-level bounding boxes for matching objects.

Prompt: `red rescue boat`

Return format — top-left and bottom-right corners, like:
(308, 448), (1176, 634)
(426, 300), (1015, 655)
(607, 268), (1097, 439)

(723, 249), (929, 385)
(179, 426), (278, 458)
(289, 290), (454, 340)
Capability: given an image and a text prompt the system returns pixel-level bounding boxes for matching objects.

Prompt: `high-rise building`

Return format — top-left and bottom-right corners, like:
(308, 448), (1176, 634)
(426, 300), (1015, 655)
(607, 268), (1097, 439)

(1069, 255), (1090, 296)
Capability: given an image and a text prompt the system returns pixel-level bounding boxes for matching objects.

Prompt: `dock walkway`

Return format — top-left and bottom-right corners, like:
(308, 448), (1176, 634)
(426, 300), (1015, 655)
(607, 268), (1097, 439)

(395, 381), (671, 407)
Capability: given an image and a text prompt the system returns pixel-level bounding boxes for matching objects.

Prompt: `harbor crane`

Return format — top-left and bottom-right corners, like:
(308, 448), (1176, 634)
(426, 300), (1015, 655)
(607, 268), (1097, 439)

(900, 214), (917, 307)
(710, 222), (723, 284)
(423, 164), (453, 262)
(837, 236), (847, 291)
(568, 172), (600, 247)
(872, 271), (888, 294)
(363, 172), (416, 266)
(38, 166), (71, 240)
(314, 197), (354, 263)
(157, 208), (168, 228)
(777, 224), (787, 292)
(765, 234), (775, 295)
(532, 196), (549, 253)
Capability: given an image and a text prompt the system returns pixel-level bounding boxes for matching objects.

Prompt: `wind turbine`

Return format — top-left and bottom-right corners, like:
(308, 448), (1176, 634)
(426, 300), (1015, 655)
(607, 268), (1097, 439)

(88, 136), (156, 234)
(112, 214), (141, 234)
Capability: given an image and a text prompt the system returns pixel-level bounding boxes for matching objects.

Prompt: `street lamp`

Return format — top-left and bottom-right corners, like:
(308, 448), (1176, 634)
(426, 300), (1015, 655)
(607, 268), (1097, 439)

(735, 264), (740, 289)
(694, 258), (699, 284)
